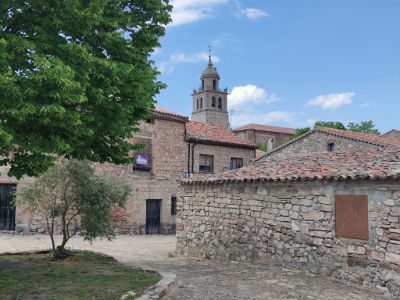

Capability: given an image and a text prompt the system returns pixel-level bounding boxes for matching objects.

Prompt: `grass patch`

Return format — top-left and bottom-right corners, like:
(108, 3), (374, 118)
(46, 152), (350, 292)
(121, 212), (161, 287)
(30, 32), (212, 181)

(0, 251), (160, 299)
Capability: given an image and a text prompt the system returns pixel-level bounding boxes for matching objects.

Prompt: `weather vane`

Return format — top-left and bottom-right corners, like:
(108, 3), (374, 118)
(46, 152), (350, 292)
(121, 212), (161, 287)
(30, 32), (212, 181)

(208, 45), (212, 56)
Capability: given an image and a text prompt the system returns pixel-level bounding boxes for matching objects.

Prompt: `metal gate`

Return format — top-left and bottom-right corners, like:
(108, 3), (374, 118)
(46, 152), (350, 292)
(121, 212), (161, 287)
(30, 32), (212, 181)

(0, 184), (16, 231)
(146, 199), (161, 234)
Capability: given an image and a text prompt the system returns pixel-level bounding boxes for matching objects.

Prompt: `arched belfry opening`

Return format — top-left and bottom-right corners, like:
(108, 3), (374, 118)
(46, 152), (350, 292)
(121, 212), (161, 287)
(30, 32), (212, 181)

(191, 54), (229, 128)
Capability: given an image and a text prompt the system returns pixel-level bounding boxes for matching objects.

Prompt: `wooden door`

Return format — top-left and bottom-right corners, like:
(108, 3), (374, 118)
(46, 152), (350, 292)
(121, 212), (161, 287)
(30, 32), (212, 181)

(0, 184), (16, 231)
(146, 199), (161, 234)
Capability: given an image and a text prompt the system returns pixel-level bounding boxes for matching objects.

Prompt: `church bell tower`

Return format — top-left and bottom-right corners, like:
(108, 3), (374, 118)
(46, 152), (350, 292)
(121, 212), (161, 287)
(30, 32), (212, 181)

(191, 56), (229, 128)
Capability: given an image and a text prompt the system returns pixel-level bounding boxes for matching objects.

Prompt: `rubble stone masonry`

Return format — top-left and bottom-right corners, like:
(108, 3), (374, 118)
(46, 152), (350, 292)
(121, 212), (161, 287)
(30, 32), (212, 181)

(177, 180), (400, 298)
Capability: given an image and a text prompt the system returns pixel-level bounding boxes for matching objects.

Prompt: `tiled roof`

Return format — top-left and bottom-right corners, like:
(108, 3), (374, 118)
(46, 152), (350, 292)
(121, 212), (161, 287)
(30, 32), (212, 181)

(153, 106), (188, 122)
(382, 129), (400, 138)
(186, 121), (257, 149)
(316, 127), (400, 147)
(255, 126), (400, 162)
(181, 147), (400, 185)
(234, 124), (296, 135)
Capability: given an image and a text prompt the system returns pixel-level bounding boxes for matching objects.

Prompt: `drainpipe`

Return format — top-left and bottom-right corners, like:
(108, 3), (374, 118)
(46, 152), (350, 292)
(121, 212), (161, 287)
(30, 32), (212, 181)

(187, 142), (191, 176)
(191, 142), (196, 174)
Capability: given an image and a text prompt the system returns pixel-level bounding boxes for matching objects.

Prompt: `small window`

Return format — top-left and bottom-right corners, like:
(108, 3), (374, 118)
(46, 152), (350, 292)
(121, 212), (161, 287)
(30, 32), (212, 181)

(218, 98), (222, 109)
(335, 195), (368, 240)
(202, 80), (205, 90)
(230, 158), (243, 170)
(171, 195), (177, 215)
(200, 98), (203, 109)
(327, 143), (335, 152)
(213, 80), (217, 90)
(133, 139), (152, 172)
(145, 118), (153, 124)
(199, 154), (214, 173)
(212, 97), (216, 107)
(197, 98), (199, 110)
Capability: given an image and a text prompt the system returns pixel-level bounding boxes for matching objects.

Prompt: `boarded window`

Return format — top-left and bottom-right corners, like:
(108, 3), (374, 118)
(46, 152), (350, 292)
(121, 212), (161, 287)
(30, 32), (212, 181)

(335, 195), (368, 240)
(171, 195), (177, 215)
(133, 139), (152, 172)
(199, 154), (214, 173)
(230, 157), (243, 170)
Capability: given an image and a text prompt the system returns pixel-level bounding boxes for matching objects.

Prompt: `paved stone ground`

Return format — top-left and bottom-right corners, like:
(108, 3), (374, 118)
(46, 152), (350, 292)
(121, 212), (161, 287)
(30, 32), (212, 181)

(0, 234), (385, 299)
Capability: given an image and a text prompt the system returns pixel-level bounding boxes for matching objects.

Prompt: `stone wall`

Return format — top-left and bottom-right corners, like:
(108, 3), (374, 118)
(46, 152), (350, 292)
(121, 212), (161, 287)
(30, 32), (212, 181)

(190, 143), (255, 174)
(257, 131), (382, 162)
(177, 180), (400, 297)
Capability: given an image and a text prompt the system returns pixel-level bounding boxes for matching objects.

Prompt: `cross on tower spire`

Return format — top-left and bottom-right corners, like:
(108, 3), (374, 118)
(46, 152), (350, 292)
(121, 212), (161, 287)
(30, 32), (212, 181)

(208, 45), (213, 66)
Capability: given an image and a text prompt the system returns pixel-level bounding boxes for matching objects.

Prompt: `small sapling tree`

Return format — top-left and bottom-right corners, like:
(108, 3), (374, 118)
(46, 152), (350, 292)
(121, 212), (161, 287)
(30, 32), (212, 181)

(17, 159), (131, 259)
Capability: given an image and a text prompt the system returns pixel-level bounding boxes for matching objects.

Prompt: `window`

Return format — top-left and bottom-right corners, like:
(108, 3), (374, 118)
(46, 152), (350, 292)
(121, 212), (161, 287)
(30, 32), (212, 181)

(230, 158), (243, 170)
(212, 97), (216, 107)
(202, 80), (205, 90)
(199, 154), (214, 173)
(197, 98), (199, 110)
(335, 195), (368, 240)
(213, 80), (217, 90)
(218, 98), (222, 109)
(200, 98), (203, 109)
(327, 143), (335, 152)
(171, 195), (177, 215)
(133, 139), (152, 172)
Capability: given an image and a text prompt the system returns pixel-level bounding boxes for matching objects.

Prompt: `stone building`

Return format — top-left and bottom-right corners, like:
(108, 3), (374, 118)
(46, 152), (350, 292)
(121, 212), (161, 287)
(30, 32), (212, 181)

(234, 124), (295, 151)
(383, 129), (400, 139)
(191, 56), (229, 128)
(0, 61), (256, 235)
(256, 126), (400, 163)
(177, 146), (400, 297)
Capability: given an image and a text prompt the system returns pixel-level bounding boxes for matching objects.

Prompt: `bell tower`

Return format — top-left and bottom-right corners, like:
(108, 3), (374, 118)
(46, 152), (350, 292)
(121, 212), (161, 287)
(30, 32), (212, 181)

(191, 55), (229, 128)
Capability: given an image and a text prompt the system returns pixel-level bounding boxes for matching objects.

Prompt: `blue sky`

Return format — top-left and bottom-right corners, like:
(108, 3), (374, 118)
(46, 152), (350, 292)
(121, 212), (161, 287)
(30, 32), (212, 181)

(152, 0), (400, 133)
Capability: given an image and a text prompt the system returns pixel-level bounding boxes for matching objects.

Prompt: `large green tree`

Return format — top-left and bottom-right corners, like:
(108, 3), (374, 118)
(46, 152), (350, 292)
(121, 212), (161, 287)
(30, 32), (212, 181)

(17, 159), (132, 259)
(290, 120), (381, 140)
(0, 1), (171, 178)
(347, 120), (380, 135)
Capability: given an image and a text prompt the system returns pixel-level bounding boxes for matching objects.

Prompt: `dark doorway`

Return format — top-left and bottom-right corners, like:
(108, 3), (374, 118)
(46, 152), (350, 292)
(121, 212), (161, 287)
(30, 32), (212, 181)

(146, 199), (161, 234)
(0, 184), (16, 231)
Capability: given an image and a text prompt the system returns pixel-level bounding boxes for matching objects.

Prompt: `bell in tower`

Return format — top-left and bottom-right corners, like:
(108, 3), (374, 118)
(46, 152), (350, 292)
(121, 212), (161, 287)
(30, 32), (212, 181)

(191, 55), (230, 128)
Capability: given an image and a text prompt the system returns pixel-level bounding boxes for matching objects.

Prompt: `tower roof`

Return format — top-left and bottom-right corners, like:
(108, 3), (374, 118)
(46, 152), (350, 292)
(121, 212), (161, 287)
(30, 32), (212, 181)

(201, 56), (220, 79)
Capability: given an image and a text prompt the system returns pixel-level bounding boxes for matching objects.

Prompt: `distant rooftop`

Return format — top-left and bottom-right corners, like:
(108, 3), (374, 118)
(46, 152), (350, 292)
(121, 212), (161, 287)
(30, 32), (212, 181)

(234, 124), (296, 135)
(186, 121), (256, 149)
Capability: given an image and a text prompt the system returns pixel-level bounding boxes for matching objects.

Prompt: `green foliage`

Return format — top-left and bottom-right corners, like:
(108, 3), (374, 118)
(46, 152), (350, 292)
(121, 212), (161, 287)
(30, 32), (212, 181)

(347, 120), (380, 135)
(0, 1), (172, 178)
(315, 121), (347, 130)
(290, 120), (380, 140)
(256, 142), (268, 152)
(290, 127), (311, 140)
(17, 159), (132, 258)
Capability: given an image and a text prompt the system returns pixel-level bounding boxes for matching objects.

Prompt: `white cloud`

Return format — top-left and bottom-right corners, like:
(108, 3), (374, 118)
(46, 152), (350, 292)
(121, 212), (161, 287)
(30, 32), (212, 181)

(360, 102), (371, 108)
(307, 92), (355, 110)
(169, 0), (228, 27)
(231, 111), (295, 127)
(171, 52), (220, 63)
(157, 52), (220, 74)
(239, 8), (269, 20)
(229, 85), (279, 110)
(157, 61), (175, 74)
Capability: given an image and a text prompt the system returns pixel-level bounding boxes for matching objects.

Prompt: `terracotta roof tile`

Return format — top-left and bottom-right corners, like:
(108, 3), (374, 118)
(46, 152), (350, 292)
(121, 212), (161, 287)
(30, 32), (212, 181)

(382, 129), (400, 138)
(182, 146), (400, 185)
(153, 106), (188, 122)
(234, 124), (296, 135)
(186, 121), (256, 149)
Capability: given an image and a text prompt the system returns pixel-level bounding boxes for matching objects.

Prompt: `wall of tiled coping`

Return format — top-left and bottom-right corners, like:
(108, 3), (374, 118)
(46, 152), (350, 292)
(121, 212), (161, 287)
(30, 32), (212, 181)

(176, 180), (400, 298)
